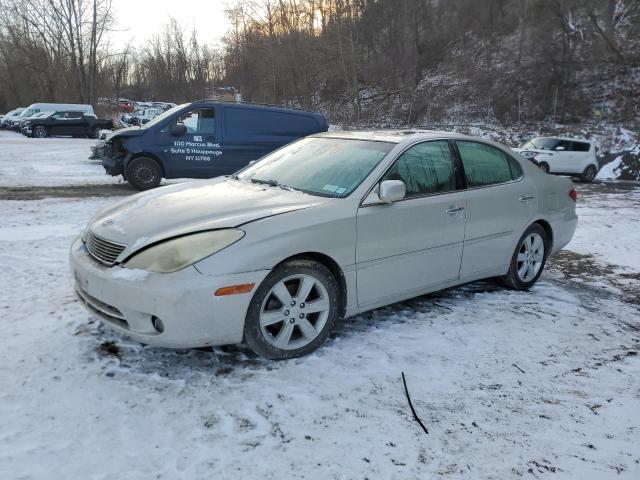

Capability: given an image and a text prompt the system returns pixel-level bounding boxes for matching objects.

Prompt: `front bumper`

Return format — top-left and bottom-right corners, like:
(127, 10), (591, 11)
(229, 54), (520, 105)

(70, 236), (270, 348)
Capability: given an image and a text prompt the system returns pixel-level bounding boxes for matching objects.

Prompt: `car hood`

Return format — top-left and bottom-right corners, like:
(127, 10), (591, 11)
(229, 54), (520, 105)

(87, 178), (327, 257)
(106, 126), (145, 140)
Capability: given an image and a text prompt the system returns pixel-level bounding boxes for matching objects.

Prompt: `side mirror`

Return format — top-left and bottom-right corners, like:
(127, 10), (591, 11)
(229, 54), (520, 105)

(379, 180), (406, 203)
(170, 123), (187, 136)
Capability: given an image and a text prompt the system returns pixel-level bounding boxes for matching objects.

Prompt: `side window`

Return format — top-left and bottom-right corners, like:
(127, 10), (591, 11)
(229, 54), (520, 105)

(382, 141), (455, 197)
(456, 141), (514, 187)
(570, 141), (590, 152)
(555, 140), (571, 151)
(175, 108), (215, 134)
(67, 112), (82, 119)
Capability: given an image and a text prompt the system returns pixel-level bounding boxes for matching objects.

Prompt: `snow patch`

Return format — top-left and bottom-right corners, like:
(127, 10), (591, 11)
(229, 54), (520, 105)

(0, 224), (77, 241)
(111, 267), (149, 281)
(596, 156), (622, 179)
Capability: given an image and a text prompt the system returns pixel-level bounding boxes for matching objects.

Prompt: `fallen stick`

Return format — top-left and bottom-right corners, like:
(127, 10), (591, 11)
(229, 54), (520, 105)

(512, 363), (526, 374)
(401, 372), (429, 435)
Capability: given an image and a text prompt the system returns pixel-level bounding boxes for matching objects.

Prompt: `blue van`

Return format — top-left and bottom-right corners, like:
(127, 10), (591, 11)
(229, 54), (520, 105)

(100, 101), (329, 190)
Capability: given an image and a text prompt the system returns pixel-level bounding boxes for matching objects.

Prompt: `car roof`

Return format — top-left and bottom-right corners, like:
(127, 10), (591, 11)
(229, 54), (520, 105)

(190, 99), (322, 116)
(532, 136), (591, 143)
(312, 129), (469, 144)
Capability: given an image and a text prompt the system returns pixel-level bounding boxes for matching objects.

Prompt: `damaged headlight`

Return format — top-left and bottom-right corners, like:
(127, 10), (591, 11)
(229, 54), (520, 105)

(123, 229), (245, 273)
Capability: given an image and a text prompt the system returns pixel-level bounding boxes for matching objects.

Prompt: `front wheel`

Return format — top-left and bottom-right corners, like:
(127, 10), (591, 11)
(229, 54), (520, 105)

(538, 162), (550, 173)
(244, 259), (340, 359)
(581, 165), (597, 183)
(500, 224), (549, 291)
(33, 126), (48, 138)
(125, 157), (162, 190)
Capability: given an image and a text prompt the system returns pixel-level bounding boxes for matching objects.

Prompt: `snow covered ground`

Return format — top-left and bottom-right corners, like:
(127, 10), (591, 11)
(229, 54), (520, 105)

(1, 131), (639, 479)
(0, 130), (122, 186)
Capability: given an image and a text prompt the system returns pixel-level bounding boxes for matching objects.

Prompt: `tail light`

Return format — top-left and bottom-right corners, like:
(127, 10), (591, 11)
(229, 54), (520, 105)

(569, 188), (577, 202)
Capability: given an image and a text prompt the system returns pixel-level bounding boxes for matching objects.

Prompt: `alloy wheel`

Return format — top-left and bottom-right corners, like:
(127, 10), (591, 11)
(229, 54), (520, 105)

(259, 274), (330, 350)
(516, 232), (545, 282)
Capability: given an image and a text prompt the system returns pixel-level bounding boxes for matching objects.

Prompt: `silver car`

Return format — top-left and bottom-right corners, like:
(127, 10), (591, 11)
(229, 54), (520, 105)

(71, 130), (578, 359)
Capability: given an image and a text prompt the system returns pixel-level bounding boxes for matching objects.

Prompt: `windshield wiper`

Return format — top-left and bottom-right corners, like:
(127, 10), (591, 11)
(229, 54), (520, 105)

(250, 177), (302, 193)
(250, 178), (280, 187)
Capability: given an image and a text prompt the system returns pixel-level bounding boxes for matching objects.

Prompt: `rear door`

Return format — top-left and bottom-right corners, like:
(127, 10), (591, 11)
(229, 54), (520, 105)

(152, 106), (222, 178)
(222, 107), (322, 173)
(356, 140), (466, 309)
(455, 141), (535, 278)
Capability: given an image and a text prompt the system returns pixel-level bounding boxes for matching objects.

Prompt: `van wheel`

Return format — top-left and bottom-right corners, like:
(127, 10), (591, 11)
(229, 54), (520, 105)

(126, 157), (162, 190)
(33, 126), (48, 138)
(538, 162), (549, 173)
(581, 165), (597, 183)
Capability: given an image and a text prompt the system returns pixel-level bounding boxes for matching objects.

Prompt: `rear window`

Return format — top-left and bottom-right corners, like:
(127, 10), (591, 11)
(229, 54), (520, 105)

(457, 141), (518, 187)
(570, 141), (590, 152)
(224, 108), (319, 137)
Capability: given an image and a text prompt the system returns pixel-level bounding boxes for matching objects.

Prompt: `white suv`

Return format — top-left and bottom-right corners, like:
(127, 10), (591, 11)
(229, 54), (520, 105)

(515, 137), (599, 182)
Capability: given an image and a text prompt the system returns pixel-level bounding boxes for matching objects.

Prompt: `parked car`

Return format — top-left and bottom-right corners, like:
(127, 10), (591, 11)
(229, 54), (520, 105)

(27, 111), (113, 138)
(97, 101), (329, 190)
(515, 137), (599, 182)
(118, 99), (134, 112)
(71, 130), (578, 359)
(19, 111), (54, 134)
(1, 108), (25, 128)
(8, 103), (95, 131)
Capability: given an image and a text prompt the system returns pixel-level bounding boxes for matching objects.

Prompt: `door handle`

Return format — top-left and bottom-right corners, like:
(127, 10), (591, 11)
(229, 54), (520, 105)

(519, 195), (535, 202)
(445, 206), (465, 215)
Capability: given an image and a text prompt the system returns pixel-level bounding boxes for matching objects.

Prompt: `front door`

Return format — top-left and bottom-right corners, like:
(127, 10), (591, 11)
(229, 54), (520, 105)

(153, 107), (222, 178)
(454, 140), (536, 277)
(356, 140), (466, 310)
(549, 139), (574, 172)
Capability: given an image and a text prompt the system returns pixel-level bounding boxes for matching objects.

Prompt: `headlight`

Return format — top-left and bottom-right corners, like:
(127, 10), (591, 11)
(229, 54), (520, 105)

(123, 229), (244, 273)
(521, 151), (537, 159)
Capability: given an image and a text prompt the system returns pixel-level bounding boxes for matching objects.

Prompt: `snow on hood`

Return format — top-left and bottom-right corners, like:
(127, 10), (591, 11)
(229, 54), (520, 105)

(87, 177), (327, 258)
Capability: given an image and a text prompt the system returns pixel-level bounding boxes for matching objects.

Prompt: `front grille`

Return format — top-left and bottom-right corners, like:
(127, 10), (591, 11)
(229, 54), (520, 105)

(85, 231), (127, 265)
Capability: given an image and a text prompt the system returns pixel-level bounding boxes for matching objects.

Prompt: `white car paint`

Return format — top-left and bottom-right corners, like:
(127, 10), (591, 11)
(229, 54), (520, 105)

(70, 130), (578, 354)
(515, 136), (599, 179)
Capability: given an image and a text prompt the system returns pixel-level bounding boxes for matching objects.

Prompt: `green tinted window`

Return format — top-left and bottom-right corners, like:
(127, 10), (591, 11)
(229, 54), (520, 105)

(457, 141), (513, 187)
(382, 141), (455, 197)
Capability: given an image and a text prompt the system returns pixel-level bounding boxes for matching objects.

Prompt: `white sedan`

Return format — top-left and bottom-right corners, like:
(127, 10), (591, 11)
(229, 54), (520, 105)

(71, 130), (578, 359)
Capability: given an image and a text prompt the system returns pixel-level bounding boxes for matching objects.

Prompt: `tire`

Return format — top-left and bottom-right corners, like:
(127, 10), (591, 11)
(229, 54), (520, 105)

(538, 162), (550, 173)
(90, 127), (100, 139)
(580, 165), (597, 183)
(500, 224), (549, 291)
(33, 126), (48, 138)
(244, 259), (340, 360)
(125, 157), (162, 190)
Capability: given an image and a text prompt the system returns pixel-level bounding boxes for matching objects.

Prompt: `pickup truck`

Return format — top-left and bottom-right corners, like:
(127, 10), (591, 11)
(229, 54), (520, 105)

(27, 111), (113, 138)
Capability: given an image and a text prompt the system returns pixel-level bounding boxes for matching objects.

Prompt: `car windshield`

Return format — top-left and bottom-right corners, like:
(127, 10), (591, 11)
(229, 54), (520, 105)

(520, 137), (560, 150)
(237, 137), (394, 198)
(142, 103), (189, 129)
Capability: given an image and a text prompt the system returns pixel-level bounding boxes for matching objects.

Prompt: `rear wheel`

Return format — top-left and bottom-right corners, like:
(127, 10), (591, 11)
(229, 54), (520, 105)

(244, 259), (340, 359)
(581, 165), (597, 182)
(538, 162), (550, 173)
(33, 126), (48, 138)
(90, 127), (100, 139)
(500, 224), (548, 291)
(125, 157), (162, 190)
